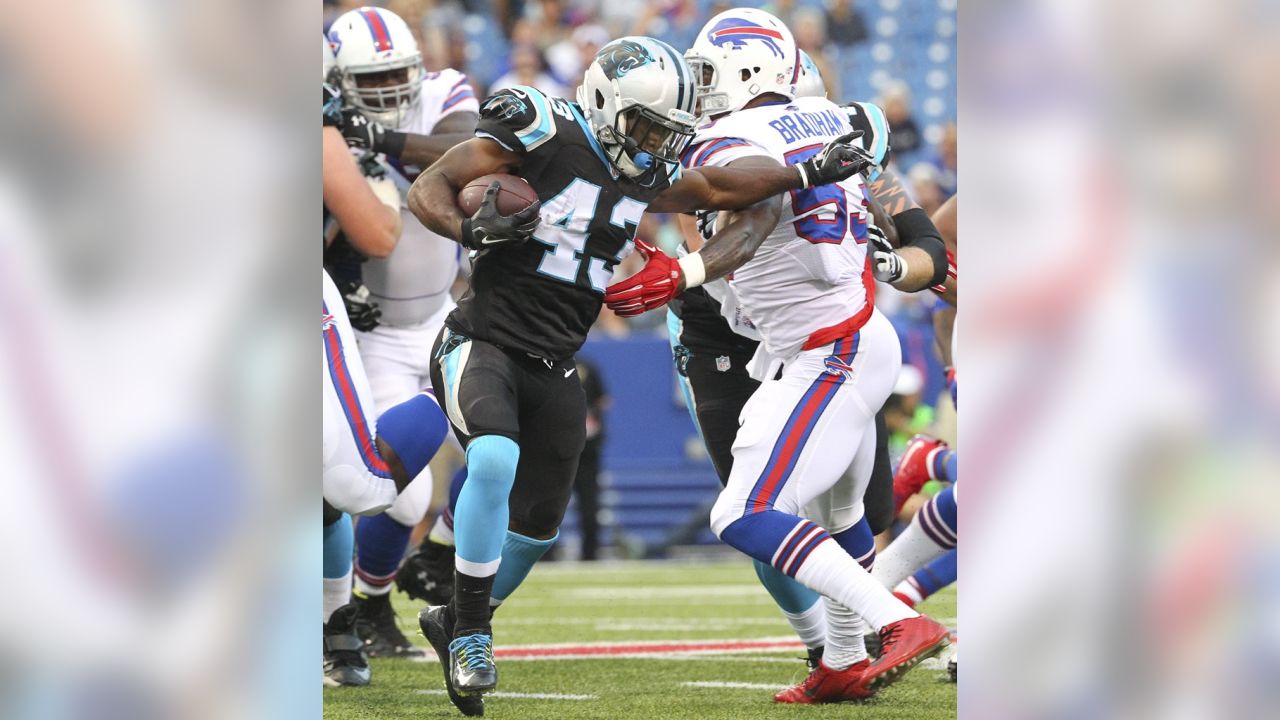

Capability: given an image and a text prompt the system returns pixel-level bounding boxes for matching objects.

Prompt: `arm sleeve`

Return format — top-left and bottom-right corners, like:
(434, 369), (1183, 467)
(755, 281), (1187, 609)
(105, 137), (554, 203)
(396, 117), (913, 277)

(437, 70), (480, 118)
(680, 136), (771, 170)
(474, 86), (557, 154)
(845, 101), (891, 181)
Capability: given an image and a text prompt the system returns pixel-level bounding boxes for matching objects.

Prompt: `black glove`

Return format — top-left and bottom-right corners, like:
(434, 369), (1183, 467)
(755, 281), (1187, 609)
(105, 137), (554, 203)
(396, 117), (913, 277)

(340, 107), (407, 158)
(459, 181), (542, 250)
(337, 280), (381, 332)
(795, 130), (876, 188)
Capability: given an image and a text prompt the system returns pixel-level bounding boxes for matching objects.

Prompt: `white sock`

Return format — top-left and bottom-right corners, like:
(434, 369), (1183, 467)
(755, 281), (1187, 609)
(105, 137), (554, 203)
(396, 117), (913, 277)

(793, 538), (917, 630)
(354, 575), (393, 597)
(872, 519), (949, 590)
(428, 514), (455, 545)
(323, 570), (352, 624)
(894, 577), (926, 605)
(781, 599), (828, 649)
(821, 599), (869, 670)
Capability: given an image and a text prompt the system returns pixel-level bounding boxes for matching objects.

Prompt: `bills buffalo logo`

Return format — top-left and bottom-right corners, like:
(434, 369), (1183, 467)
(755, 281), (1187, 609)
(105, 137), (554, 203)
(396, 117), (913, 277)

(327, 30), (342, 56)
(597, 40), (655, 80)
(322, 313), (337, 331)
(482, 93), (528, 121)
(823, 355), (855, 378)
(705, 17), (786, 59)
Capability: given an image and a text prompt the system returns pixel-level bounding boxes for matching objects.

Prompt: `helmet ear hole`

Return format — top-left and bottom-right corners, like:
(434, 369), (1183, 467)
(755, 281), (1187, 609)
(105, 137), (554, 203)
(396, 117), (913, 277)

(740, 69), (751, 81)
(595, 89), (605, 109)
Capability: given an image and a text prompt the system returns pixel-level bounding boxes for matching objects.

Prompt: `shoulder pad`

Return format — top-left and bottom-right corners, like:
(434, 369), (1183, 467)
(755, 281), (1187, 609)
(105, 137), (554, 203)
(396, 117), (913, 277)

(476, 86), (558, 152)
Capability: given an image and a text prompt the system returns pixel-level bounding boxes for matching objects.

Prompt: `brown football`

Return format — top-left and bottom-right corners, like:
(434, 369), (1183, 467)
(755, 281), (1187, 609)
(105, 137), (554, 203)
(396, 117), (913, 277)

(458, 173), (539, 216)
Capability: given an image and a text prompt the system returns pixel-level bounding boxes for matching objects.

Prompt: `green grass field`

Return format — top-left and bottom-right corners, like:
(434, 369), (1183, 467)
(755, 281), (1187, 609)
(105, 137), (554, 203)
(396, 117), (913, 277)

(324, 558), (956, 719)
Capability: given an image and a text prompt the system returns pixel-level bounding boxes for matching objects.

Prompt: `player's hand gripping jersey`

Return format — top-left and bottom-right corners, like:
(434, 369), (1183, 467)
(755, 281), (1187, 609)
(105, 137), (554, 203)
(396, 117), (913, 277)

(446, 86), (679, 361)
(682, 96), (883, 360)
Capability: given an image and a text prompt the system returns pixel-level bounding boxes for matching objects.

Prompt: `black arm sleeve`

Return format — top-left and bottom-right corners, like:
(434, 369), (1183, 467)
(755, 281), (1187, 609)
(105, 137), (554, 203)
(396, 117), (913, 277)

(892, 207), (949, 287)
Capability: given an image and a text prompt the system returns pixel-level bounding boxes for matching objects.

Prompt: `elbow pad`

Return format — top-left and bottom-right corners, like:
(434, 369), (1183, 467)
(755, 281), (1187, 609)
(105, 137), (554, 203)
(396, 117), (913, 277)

(892, 207), (949, 287)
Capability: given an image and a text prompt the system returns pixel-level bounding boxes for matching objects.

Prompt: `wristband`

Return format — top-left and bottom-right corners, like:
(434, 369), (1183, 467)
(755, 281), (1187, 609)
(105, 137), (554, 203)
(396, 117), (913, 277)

(677, 252), (706, 289)
(380, 129), (407, 159)
(793, 164), (810, 189)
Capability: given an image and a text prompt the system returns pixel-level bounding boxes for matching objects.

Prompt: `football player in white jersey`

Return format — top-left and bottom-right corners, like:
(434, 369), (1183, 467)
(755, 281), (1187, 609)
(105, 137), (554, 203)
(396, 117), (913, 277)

(326, 5), (480, 658)
(606, 8), (951, 700)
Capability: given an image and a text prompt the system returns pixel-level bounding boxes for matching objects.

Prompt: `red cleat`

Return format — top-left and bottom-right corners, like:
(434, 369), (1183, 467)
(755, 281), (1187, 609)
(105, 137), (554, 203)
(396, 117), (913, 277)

(774, 659), (873, 704)
(893, 435), (949, 513)
(892, 590), (918, 609)
(861, 616), (951, 692)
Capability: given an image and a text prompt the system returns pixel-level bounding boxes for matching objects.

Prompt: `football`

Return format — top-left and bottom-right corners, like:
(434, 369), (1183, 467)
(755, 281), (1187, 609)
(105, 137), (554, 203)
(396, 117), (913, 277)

(458, 173), (539, 216)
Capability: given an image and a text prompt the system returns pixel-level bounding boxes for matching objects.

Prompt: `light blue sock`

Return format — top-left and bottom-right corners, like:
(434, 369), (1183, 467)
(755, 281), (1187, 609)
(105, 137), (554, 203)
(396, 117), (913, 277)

(752, 558), (821, 614)
(323, 513), (353, 579)
(492, 531), (558, 604)
(454, 435), (520, 573)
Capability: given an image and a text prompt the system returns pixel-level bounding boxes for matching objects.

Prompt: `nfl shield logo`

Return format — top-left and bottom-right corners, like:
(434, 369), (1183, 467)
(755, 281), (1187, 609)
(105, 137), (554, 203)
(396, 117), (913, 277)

(715, 355), (731, 372)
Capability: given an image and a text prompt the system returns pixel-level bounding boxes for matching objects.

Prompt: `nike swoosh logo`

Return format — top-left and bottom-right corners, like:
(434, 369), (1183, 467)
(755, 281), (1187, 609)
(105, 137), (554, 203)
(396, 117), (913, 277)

(564, 368), (576, 378)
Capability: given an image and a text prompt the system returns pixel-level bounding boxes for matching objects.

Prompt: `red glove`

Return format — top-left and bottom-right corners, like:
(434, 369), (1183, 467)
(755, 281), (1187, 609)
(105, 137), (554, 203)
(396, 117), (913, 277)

(604, 239), (683, 317)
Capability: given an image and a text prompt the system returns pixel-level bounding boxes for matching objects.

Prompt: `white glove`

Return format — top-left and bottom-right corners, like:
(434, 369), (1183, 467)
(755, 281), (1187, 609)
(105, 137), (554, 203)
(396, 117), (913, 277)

(872, 249), (908, 283)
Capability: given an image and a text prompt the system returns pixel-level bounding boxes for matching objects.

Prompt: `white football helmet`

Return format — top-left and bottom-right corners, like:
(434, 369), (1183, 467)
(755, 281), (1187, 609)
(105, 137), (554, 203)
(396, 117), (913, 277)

(578, 37), (698, 184)
(796, 50), (827, 98)
(686, 8), (800, 118)
(327, 7), (424, 127)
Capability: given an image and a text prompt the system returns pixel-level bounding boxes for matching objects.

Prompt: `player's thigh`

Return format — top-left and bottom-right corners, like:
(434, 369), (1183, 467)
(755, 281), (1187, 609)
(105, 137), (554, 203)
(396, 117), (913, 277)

(361, 352), (421, 415)
(862, 410), (895, 535)
(803, 415), (877, 534)
(428, 327), (521, 444)
(688, 353), (759, 486)
(713, 376), (815, 525)
(508, 362), (587, 538)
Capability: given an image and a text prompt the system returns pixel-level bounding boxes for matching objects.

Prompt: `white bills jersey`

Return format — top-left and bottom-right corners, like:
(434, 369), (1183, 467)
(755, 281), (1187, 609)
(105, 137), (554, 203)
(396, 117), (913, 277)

(682, 96), (882, 361)
(360, 69), (478, 327)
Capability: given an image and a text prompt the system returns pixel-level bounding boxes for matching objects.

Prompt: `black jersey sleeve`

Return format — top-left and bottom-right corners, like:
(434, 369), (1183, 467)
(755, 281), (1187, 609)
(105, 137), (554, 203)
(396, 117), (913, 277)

(323, 84), (343, 127)
(843, 101), (891, 180)
(475, 86), (560, 154)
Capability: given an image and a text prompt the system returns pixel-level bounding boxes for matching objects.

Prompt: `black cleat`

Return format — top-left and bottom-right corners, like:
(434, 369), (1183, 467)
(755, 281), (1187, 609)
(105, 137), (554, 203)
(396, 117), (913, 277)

(324, 603), (371, 687)
(806, 646), (825, 672)
(419, 606), (485, 716)
(353, 591), (426, 658)
(449, 632), (497, 695)
(398, 538), (456, 606)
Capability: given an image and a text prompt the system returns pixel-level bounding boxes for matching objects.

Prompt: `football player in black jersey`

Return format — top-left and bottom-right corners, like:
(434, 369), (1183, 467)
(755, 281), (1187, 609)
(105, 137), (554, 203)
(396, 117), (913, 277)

(405, 36), (874, 712)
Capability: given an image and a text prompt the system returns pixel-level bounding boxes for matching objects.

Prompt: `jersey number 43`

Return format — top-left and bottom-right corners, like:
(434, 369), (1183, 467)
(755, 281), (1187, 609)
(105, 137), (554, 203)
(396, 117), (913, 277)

(533, 178), (646, 292)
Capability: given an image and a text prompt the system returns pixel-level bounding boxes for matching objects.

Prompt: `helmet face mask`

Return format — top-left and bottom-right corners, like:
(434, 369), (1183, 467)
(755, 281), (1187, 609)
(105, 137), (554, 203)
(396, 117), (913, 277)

(328, 7), (424, 128)
(578, 37), (698, 185)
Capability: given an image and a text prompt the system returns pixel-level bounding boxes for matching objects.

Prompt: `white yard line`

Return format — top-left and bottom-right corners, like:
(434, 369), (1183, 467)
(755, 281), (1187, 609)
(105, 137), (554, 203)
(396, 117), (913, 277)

(682, 681), (783, 690)
(416, 690), (597, 701)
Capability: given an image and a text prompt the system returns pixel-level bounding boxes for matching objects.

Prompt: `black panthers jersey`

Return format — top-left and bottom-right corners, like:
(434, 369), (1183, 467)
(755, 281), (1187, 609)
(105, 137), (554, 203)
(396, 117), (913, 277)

(446, 86), (680, 362)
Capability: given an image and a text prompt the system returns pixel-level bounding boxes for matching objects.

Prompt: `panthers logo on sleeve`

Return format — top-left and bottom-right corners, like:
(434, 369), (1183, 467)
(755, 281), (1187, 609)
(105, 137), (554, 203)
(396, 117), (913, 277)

(480, 93), (527, 122)
(475, 86), (559, 152)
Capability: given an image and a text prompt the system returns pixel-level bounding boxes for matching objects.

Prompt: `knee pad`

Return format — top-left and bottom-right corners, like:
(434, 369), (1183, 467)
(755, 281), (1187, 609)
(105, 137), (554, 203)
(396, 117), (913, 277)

(377, 392), (449, 480)
(465, 435), (520, 491)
